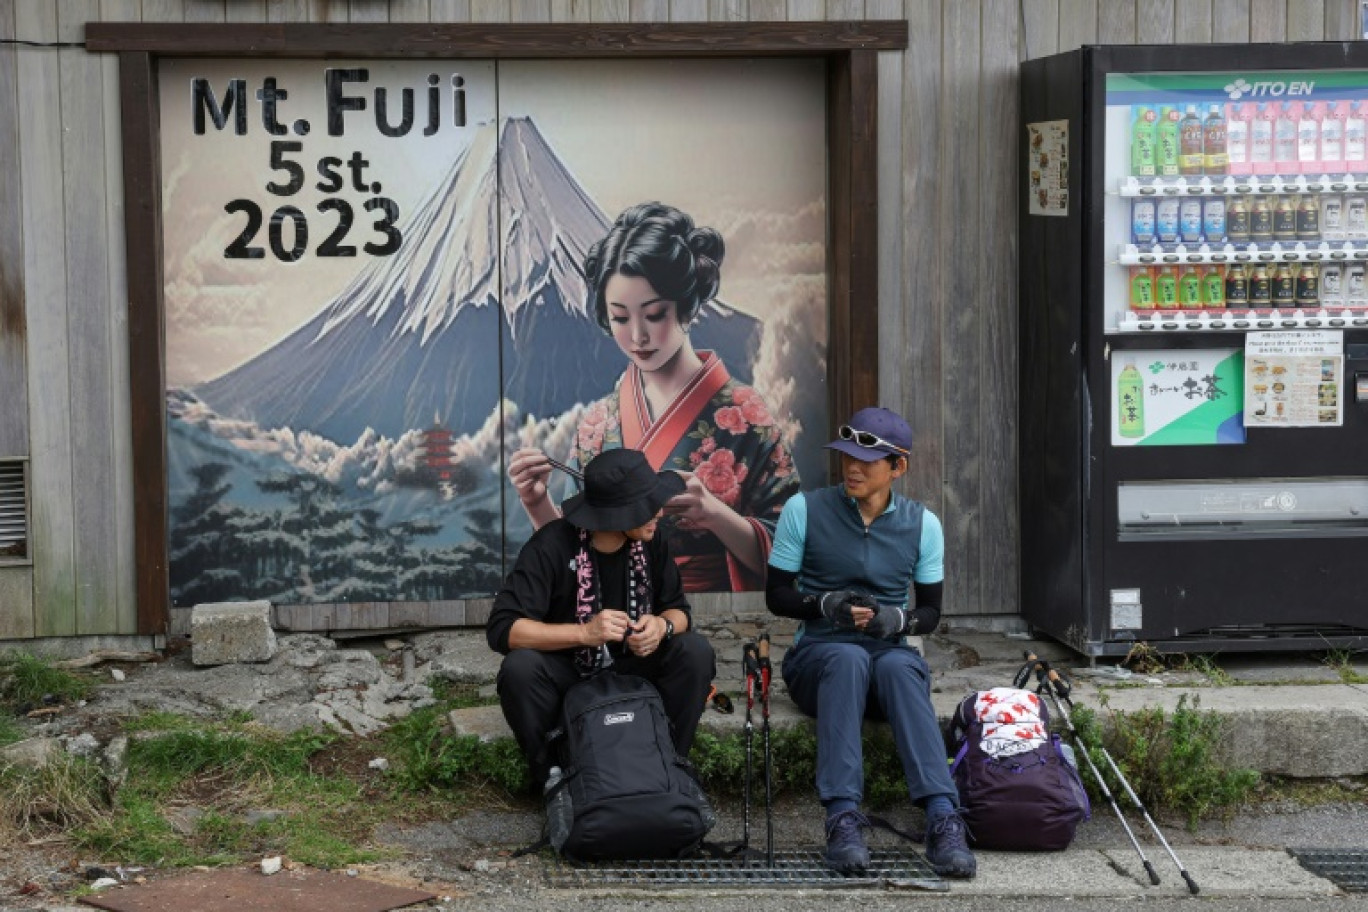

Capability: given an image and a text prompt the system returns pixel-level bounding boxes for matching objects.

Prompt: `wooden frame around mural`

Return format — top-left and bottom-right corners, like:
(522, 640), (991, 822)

(85, 21), (907, 635)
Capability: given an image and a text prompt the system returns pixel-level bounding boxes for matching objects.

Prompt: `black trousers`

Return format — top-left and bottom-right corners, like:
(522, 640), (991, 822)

(496, 632), (716, 785)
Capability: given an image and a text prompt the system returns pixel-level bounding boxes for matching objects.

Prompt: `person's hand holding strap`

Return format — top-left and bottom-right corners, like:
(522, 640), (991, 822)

(863, 603), (909, 640)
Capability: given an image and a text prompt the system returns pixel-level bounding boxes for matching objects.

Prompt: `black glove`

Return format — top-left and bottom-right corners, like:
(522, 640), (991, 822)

(864, 603), (909, 640)
(817, 590), (868, 629)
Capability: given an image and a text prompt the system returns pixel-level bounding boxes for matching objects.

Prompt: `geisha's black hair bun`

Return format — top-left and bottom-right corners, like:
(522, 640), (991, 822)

(586, 202), (725, 333)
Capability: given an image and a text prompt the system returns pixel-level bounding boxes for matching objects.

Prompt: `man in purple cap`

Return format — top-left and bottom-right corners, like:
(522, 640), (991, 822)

(487, 448), (715, 789)
(765, 407), (975, 878)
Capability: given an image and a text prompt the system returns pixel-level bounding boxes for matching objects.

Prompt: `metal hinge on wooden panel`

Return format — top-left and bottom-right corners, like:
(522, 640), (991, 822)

(0, 461), (28, 561)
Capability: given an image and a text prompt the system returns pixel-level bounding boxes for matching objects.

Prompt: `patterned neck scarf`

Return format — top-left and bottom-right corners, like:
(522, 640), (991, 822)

(574, 528), (653, 675)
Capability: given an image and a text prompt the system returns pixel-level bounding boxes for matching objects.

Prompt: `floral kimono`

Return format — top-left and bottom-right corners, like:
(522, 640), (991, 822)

(565, 352), (800, 592)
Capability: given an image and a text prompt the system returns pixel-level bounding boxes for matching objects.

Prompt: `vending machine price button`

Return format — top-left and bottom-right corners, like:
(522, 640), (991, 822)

(1235, 184), (1253, 194)
(1332, 183), (1349, 192)
(1259, 184), (1277, 193)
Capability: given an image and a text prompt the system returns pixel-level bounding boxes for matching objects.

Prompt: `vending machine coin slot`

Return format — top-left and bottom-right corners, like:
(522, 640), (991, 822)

(1357, 372), (1368, 403)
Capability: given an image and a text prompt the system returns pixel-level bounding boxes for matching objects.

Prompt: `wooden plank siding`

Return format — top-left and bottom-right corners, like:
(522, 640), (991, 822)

(0, 1), (29, 461)
(56, 0), (121, 635)
(16, 0), (78, 637)
(1, 1), (1359, 643)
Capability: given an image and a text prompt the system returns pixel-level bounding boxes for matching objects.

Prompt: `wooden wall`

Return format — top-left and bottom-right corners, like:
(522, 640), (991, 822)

(0, 0), (1360, 639)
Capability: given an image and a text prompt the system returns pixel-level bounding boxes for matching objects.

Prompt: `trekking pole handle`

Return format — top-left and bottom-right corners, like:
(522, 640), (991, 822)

(1022, 652), (1072, 702)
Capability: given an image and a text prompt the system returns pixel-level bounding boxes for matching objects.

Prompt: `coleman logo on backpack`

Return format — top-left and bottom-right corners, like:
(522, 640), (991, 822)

(604, 712), (635, 725)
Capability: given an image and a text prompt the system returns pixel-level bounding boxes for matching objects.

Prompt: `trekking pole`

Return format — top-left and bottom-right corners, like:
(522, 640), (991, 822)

(757, 633), (774, 868)
(1020, 653), (1161, 887)
(1100, 746), (1200, 894)
(1028, 655), (1199, 895)
(740, 641), (760, 858)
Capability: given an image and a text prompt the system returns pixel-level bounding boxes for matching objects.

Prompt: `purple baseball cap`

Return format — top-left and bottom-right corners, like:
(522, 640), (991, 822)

(825, 407), (913, 462)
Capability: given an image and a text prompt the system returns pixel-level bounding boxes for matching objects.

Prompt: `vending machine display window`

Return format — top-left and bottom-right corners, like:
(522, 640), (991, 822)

(1106, 69), (1368, 335)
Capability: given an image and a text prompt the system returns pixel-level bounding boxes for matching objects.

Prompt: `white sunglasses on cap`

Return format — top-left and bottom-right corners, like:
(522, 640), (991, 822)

(838, 424), (909, 455)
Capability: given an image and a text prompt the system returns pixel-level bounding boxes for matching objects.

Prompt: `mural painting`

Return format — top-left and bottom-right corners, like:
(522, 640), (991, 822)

(161, 58), (828, 606)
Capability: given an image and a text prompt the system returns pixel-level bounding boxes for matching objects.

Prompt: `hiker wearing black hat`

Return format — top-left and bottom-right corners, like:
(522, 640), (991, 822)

(487, 448), (716, 786)
(765, 407), (976, 879)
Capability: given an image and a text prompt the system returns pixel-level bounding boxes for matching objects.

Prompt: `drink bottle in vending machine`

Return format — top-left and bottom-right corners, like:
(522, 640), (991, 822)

(1158, 106), (1181, 177)
(1204, 104), (1228, 174)
(1202, 265), (1225, 309)
(1225, 262), (1249, 307)
(1180, 105), (1205, 175)
(1131, 198), (1156, 245)
(1274, 101), (1299, 174)
(1203, 196), (1226, 243)
(1131, 106), (1157, 177)
(1226, 101), (1253, 176)
(1251, 101), (1276, 175)
(1322, 100), (1349, 173)
(1346, 100), (1367, 172)
(1298, 101), (1323, 174)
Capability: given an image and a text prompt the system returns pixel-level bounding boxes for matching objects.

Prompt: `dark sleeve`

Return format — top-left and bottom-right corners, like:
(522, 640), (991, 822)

(765, 565), (821, 620)
(486, 529), (562, 655)
(652, 533), (691, 621)
(908, 580), (943, 636)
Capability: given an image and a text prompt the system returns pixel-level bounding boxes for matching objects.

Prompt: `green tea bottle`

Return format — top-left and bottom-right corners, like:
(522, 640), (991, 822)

(1132, 107), (1157, 177)
(1118, 360), (1146, 439)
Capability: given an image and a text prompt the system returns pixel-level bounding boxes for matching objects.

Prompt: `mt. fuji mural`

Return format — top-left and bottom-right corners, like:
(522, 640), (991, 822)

(194, 117), (760, 442)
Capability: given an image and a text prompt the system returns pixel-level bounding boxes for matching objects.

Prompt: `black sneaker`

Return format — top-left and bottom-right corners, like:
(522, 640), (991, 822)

(924, 812), (977, 878)
(823, 809), (871, 874)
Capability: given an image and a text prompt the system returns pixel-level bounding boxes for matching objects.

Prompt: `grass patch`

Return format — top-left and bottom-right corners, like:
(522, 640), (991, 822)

(0, 712), (24, 748)
(71, 718), (390, 868)
(384, 703), (528, 795)
(689, 723), (907, 809)
(0, 753), (108, 844)
(0, 651), (94, 706)
(1069, 694), (1258, 828)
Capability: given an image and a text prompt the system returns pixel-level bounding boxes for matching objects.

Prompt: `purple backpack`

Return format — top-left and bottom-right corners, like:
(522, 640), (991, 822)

(949, 688), (1090, 851)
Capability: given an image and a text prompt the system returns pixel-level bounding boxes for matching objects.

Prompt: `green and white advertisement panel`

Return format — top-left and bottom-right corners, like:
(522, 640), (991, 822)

(1112, 349), (1246, 446)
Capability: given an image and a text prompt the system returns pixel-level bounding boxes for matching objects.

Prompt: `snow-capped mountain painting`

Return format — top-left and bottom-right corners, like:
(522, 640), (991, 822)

(194, 118), (759, 442)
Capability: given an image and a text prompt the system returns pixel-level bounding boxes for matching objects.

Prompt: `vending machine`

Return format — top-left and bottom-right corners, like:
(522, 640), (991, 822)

(1019, 44), (1368, 657)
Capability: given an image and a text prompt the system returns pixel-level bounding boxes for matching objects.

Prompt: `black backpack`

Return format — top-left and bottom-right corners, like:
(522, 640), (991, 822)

(948, 687), (1090, 851)
(543, 671), (716, 861)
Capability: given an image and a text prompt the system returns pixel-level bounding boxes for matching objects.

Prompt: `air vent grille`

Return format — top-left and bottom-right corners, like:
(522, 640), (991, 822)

(0, 461), (27, 560)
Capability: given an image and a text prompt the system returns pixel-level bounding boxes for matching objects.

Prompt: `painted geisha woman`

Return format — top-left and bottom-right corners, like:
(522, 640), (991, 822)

(508, 202), (800, 592)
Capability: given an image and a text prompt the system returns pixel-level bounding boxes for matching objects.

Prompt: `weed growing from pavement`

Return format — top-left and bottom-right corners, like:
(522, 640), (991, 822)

(0, 752), (107, 844)
(1070, 694), (1258, 828)
(1181, 654), (1237, 686)
(0, 651), (94, 706)
(1319, 649), (1368, 684)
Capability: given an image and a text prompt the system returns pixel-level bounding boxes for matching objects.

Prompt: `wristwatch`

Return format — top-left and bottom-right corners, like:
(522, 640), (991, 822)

(661, 617), (675, 642)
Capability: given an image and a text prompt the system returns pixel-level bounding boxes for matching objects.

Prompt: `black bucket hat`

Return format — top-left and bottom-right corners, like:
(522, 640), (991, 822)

(561, 449), (686, 531)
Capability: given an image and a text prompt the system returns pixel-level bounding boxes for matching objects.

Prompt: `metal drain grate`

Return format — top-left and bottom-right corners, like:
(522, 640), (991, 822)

(1291, 849), (1368, 892)
(548, 847), (947, 890)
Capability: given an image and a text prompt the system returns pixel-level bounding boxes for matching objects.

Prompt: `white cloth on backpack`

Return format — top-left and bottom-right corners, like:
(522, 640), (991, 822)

(973, 687), (1048, 759)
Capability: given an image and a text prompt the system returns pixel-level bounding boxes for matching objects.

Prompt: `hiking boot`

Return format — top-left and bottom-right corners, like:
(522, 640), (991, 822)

(924, 812), (977, 878)
(823, 809), (871, 874)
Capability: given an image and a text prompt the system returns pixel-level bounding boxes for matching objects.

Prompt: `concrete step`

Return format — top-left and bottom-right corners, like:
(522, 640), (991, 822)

(446, 623), (1368, 780)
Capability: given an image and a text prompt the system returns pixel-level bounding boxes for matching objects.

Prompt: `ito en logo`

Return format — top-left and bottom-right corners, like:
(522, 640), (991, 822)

(1224, 77), (1315, 99)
